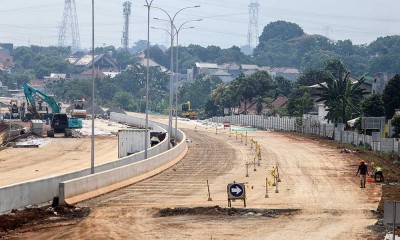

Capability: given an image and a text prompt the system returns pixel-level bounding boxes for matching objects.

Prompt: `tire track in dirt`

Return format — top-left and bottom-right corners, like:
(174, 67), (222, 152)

(10, 124), (381, 240)
(82, 129), (237, 208)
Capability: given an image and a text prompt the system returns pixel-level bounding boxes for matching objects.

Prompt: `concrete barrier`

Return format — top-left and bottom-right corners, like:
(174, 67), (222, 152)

(59, 128), (187, 204)
(0, 113), (177, 214)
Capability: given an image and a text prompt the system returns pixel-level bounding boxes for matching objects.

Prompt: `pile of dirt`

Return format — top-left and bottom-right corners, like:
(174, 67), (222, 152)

(0, 205), (90, 238)
(157, 206), (299, 218)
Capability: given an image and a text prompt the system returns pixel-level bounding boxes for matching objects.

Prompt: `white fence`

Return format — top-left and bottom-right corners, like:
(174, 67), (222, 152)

(211, 115), (400, 154)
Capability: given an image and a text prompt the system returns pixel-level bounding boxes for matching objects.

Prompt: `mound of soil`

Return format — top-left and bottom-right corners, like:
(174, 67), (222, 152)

(158, 206), (299, 218)
(0, 205), (90, 238)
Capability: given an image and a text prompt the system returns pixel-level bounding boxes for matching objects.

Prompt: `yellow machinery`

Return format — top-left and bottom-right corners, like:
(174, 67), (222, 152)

(71, 100), (87, 119)
(181, 101), (197, 119)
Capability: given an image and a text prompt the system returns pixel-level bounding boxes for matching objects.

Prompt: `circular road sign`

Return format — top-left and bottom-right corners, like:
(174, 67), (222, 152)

(229, 183), (244, 198)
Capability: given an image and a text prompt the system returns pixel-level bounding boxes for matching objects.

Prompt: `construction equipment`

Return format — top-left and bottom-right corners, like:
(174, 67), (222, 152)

(47, 113), (73, 137)
(71, 99), (87, 118)
(181, 101), (197, 120)
(23, 83), (82, 129)
(9, 100), (20, 119)
(24, 83), (60, 119)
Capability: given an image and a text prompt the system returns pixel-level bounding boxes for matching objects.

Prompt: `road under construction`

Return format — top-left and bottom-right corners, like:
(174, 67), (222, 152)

(0, 112), (382, 239)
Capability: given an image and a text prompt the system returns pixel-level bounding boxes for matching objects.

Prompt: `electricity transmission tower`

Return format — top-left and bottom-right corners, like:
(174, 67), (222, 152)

(58, 0), (81, 50)
(121, 1), (132, 50)
(247, 0), (260, 48)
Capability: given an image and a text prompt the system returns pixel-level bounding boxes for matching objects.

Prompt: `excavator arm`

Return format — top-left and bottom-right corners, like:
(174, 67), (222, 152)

(23, 83), (60, 118)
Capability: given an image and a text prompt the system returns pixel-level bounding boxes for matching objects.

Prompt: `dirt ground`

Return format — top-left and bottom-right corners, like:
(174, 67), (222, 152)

(0, 133), (118, 187)
(2, 116), (385, 240)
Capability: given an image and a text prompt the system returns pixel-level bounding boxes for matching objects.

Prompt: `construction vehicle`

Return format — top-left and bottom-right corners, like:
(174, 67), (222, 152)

(23, 83), (82, 130)
(181, 101), (197, 120)
(47, 113), (73, 137)
(71, 99), (87, 118)
(24, 83), (60, 120)
(9, 100), (20, 119)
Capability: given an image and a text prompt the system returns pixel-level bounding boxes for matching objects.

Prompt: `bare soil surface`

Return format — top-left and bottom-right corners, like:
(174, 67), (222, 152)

(0, 134), (118, 187)
(4, 118), (382, 240)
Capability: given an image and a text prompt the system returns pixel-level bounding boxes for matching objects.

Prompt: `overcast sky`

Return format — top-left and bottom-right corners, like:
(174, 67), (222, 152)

(1, 0), (399, 49)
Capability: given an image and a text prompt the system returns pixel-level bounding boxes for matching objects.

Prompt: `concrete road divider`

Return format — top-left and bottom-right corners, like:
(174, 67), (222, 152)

(59, 129), (187, 204)
(0, 113), (184, 214)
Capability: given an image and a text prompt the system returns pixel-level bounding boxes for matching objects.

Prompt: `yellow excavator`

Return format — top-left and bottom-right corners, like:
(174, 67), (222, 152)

(181, 101), (197, 119)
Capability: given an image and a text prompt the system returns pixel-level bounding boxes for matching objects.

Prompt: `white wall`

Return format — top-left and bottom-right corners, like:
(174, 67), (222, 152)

(0, 113), (171, 214)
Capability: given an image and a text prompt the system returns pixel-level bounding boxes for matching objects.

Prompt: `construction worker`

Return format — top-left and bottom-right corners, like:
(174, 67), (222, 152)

(355, 160), (369, 188)
(373, 166), (384, 182)
(370, 162), (384, 182)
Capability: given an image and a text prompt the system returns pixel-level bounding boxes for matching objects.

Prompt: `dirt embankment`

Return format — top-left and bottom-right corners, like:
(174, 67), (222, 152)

(0, 206), (89, 239)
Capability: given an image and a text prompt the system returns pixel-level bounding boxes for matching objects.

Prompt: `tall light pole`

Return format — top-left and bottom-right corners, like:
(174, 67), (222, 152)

(151, 5), (200, 148)
(174, 19), (202, 141)
(144, 0), (154, 159)
(90, 0), (95, 174)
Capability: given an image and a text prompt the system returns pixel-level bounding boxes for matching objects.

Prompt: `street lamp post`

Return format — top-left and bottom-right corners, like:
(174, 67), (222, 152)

(90, 0), (95, 174)
(174, 19), (202, 142)
(144, 0), (154, 159)
(151, 5), (200, 148)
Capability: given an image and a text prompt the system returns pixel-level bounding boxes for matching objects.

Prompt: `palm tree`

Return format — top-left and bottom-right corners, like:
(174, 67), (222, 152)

(315, 59), (368, 124)
(209, 83), (226, 106)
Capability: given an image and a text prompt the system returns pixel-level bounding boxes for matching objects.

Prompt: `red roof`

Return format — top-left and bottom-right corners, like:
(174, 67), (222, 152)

(81, 69), (106, 78)
(272, 96), (288, 108)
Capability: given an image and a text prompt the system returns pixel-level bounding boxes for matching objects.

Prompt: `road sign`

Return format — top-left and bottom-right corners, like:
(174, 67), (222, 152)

(227, 183), (246, 207)
(223, 121), (230, 128)
(229, 183), (244, 198)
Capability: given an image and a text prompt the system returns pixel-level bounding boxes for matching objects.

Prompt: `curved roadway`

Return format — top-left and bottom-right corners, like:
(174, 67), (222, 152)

(14, 119), (381, 240)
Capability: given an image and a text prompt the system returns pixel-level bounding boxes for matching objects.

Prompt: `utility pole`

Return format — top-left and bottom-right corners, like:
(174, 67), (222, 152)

(121, 1), (132, 50)
(58, 0), (81, 50)
(247, 0), (260, 49)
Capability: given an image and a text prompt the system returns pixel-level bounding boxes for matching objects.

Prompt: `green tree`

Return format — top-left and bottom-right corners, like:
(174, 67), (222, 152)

(178, 75), (222, 111)
(209, 83), (227, 106)
(392, 115), (400, 137)
(259, 21), (304, 42)
(0, 70), (11, 87)
(114, 49), (138, 70)
(298, 69), (330, 86)
(146, 46), (168, 67)
(314, 59), (368, 123)
(286, 87), (313, 116)
(382, 74), (400, 119)
(360, 94), (385, 117)
(112, 91), (137, 111)
(215, 46), (252, 64)
(300, 50), (340, 70)
(254, 39), (296, 67)
(132, 40), (149, 53)
(271, 76), (293, 98)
